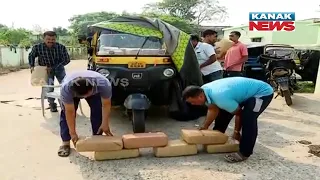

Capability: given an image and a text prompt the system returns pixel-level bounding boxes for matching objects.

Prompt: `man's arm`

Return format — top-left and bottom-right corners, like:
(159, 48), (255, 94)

(64, 103), (76, 134)
(28, 45), (38, 67)
(98, 79), (112, 126)
(60, 45), (71, 66)
(101, 97), (111, 125)
(201, 104), (220, 129)
(234, 109), (242, 133)
(200, 45), (217, 69)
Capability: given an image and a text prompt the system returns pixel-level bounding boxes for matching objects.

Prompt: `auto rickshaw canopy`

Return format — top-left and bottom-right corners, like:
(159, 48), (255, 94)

(89, 15), (203, 86)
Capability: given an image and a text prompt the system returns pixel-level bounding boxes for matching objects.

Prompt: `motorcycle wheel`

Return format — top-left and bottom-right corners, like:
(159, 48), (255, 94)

(283, 90), (292, 106)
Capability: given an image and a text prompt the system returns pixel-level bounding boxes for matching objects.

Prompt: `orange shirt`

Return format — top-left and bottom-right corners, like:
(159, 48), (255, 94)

(224, 42), (248, 71)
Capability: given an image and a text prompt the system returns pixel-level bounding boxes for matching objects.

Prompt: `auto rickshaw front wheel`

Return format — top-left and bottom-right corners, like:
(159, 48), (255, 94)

(130, 110), (146, 133)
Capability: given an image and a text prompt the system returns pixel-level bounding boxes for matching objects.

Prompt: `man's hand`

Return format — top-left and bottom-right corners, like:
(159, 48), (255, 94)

(30, 67), (34, 73)
(232, 131), (241, 141)
(97, 122), (113, 136)
(199, 126), (209, 130)
(46, 67), (51, 75)
(70, 132), (79, 146)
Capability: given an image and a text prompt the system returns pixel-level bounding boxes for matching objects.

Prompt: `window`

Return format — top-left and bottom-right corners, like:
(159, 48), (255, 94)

(251, 37), (262, 42)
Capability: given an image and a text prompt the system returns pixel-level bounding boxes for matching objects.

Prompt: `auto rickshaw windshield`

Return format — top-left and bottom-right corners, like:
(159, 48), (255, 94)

(97, 33), (162, 49)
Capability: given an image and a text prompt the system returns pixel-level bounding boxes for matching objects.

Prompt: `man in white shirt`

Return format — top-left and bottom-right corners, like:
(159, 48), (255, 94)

(192, 30), (223, 84)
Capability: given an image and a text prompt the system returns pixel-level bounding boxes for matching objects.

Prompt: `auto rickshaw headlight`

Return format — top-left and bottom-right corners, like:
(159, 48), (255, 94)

(98, 69), (110, 77)
(163, 68), (174, 77)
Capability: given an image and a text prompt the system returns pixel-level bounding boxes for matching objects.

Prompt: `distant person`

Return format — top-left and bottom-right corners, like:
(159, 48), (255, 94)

(193, 30), (223, 83)
(57, 70), (113, 157)
(224, 31), (248, 77)
(191, 34), (201, 47)
(182, 77), (273, 163)
(28, 31), (70, 112)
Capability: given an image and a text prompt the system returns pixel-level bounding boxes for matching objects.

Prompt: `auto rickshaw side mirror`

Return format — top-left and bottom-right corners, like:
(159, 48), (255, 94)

(87, 47), (93, 56)
(78, 35), (87, 44)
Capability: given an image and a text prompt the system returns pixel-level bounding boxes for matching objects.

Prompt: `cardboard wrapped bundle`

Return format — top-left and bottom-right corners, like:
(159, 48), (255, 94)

(94, 149), (140, 160)
(76, 136), (123, 152)
(154, 139), (198, 157)
(214, 39), (233, 60)
(204, 138), (239, 153)
(30, 66), (48, 86)
(122, 132), (168, 149)
(181, 129), (228, 145)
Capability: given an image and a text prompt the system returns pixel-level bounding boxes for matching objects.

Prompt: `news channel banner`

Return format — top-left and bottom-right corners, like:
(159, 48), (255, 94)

(249, 12), (295, 31)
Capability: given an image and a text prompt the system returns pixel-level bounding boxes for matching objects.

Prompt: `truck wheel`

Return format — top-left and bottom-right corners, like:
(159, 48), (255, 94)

(131, 110), (145, 133)
(283, 90), (292, 106)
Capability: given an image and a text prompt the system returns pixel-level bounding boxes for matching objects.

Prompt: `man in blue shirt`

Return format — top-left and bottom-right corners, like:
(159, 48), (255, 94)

(57, 70), (113, 157)
(182, 77), (274, 163)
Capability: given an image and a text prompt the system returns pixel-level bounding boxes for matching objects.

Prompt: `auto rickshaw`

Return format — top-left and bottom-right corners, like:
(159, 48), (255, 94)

(78, 16), (203, 133)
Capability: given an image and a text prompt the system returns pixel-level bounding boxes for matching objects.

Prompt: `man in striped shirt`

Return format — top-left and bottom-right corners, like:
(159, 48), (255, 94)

(29, 31), (70, 112)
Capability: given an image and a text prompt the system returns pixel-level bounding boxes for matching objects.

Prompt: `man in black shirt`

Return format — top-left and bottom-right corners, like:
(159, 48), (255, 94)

(28, 31), (70, 112)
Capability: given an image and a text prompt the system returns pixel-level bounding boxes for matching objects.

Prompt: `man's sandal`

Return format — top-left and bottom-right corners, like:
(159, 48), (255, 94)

(224, 152), (248, 163)
(57, 145), (71, 157)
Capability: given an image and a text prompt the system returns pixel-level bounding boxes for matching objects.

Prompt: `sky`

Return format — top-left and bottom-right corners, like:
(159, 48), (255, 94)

(0, 0), (319, 30)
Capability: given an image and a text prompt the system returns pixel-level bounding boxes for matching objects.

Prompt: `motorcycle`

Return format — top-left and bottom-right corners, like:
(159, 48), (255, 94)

(259, 54), (297, 106)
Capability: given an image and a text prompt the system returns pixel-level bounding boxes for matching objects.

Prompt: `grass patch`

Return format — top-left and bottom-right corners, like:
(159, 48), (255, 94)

(0, 64), (29, 76)
(295, 81), (315, 93)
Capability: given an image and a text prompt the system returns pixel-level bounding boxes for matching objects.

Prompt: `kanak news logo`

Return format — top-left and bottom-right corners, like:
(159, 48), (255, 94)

(249, 12), (295, 31)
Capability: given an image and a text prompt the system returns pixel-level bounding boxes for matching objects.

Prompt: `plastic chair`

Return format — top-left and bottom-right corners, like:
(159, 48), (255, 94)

(41, 85), (84, 117)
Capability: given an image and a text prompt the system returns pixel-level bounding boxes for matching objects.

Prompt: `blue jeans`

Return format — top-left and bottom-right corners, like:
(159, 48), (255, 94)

(203, 70), (223, 84)
(212, 94), (273, 157)
(60, 94), (103, 142)
(47, 66), (66, 105)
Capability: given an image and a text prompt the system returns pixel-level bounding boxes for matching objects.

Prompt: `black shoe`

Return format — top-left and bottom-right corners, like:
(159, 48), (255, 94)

(50, 104), (58, 112)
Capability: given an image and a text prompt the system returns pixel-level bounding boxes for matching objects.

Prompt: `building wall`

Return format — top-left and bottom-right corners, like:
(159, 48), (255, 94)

(223, 20), (320, 45)
(0, 46), (30, 67)
(272, 21), (319, 45)
(223, 26), (273, 43)
(0, 46), (87, 67)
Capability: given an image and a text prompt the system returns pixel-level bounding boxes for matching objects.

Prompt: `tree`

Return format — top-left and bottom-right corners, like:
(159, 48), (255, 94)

(0, 27), (32, 47)
(143, 0), (227, 25)
(53, 26), (69, 36)
(193, 0), (227, 25)
(144, 0), (198, 21)
(68, 12), (118, 36)
(32, 24), (44, 34)
(143, 13), (197, 33)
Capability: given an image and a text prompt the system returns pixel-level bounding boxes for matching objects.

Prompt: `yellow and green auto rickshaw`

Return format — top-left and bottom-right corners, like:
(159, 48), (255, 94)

(78, 16), (203, 133)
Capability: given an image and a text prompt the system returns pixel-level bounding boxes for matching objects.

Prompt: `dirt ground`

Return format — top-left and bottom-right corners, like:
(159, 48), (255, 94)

(0, 60), (320, 180)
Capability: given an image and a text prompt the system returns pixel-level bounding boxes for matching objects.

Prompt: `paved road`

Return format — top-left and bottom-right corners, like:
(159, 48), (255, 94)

(0, 60), (320, 180)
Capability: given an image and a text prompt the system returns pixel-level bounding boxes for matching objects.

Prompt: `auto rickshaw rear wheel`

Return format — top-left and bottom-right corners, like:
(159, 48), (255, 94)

(130, 110), (146, 133)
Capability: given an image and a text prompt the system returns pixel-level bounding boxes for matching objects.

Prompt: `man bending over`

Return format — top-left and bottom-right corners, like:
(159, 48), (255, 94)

(182, 77), (273, 163)
(58, 70), (113, 157)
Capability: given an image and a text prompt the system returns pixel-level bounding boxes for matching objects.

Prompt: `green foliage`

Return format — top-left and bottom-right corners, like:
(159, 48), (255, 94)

(143, 0), (227, 25)
(144, 0), (198, 21)
(53, 26), (69, 36)
(68, 12), (118, 36)
(143, 13), (198, 33)
(0, 24), (32, 47)
(1, 2), (225, 48)
(68, 11), (199, 36)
